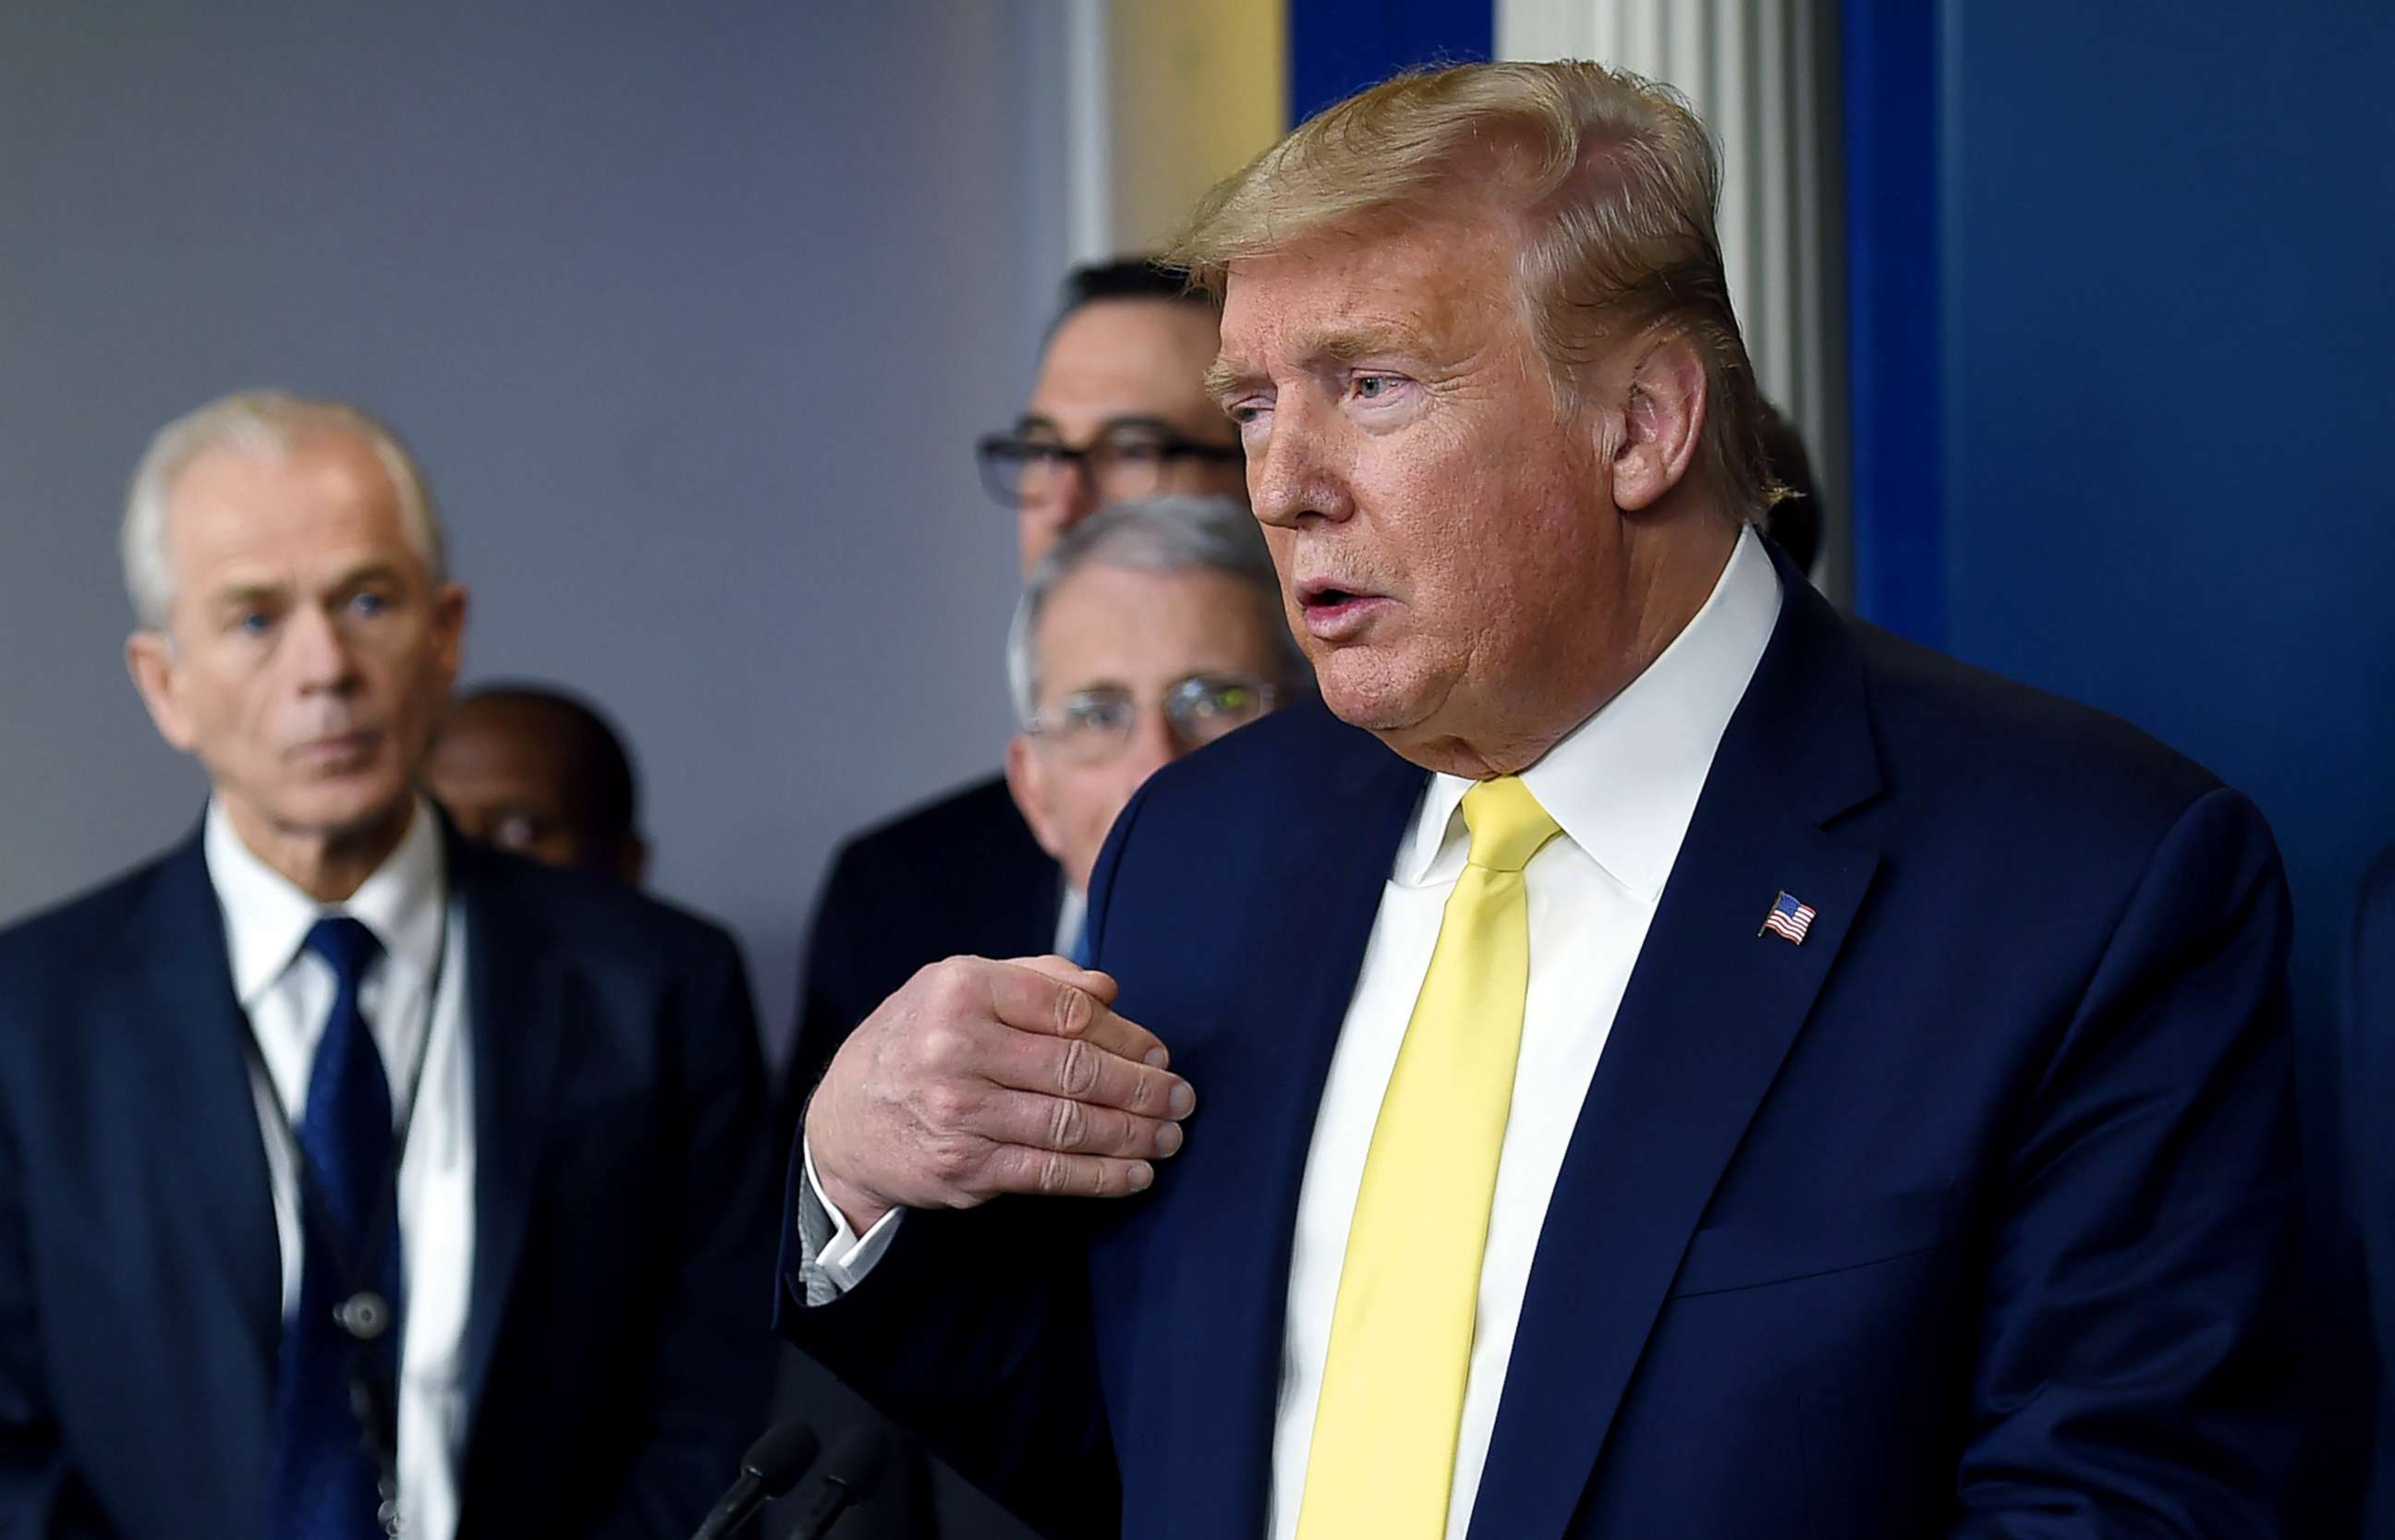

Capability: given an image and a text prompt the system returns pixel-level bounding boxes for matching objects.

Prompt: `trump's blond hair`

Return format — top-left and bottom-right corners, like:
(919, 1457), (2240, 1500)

(1169, 60), (1776, 515)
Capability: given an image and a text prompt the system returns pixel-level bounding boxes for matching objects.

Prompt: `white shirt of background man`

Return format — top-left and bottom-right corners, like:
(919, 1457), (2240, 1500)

(207, 795), (477, 1540)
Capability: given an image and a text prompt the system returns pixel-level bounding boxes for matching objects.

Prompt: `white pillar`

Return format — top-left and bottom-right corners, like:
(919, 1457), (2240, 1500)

(1063, 0), (1114, 266)
(1497, 0), (1847, 589)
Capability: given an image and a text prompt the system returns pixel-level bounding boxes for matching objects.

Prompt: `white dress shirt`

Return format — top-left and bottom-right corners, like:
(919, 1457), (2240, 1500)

(1055, 884), (1088, 958)
(206, 796), (476, 1540)
(802, 529), (1781, 1539)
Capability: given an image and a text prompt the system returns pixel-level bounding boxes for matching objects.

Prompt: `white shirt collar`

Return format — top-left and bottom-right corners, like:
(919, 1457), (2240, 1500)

(1395, 525), (1783, 902)
(204, 794), (449, 1007)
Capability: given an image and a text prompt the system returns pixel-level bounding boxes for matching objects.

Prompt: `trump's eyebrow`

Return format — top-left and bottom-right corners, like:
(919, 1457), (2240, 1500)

(1202, 357), (1256, 402)
(1204, 322), (1432, 402)
(1311, 322), (1424, 367)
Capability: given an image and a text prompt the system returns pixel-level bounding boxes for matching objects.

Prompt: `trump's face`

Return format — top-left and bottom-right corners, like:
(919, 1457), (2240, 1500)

(127, 432), (465, 856)
(1210, 215), (1647, 776)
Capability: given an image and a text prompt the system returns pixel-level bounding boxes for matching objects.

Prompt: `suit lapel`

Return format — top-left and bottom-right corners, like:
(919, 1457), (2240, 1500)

(1145, 722), (1427, 1540)
(1465, 568), (1886, 1540)
(450, 838), (566, 1435)
(129, 831), (284, 1526)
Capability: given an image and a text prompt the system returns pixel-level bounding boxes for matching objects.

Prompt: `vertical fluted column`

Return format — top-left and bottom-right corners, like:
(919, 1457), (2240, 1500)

(1498, 0), (1847, 588)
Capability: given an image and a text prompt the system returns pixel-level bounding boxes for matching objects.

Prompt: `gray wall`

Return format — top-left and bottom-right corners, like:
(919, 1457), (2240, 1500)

(0, 3), (1077, 1061)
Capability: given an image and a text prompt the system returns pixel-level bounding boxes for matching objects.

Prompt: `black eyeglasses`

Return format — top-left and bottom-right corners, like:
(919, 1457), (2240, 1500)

(975, 419), (1242, 508)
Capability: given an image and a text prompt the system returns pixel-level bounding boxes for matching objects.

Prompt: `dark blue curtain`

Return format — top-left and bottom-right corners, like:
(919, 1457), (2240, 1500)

(1841, 0), (1944, 647)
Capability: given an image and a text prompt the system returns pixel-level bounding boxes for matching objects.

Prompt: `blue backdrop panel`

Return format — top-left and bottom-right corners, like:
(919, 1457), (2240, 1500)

(1932, 0), (2395, 1014)
(1845, 8), (2393, 1503)
(1841, 0), (1944, 647)
(1287, 0), (1493, 126)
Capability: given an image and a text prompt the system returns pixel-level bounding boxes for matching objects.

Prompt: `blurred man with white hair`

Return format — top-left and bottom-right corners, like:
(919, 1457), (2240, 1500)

(0, 390), (774, 1540)
(775, 496), (1306, 1540)
(784, 259), (1249, 1123)
(1001, 496), (1311, 957)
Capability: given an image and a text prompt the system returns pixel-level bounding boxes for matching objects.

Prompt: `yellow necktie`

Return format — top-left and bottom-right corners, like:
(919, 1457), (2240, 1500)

(1296, 776), (1562, 1540)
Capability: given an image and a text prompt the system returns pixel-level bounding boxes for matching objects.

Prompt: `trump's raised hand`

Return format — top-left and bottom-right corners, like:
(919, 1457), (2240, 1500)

(805, 954), (1194, 1233)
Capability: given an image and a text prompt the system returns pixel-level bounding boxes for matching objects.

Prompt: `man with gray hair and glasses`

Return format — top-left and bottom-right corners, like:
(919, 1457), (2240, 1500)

(0, 390), (774, 1539)
(1001, 495), (1310, 964)
(780, 494), (1304, 1540)
(784, 259), (1250, 1126)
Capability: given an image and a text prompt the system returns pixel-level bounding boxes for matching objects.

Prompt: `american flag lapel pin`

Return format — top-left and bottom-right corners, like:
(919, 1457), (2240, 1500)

(1759, 891), (1817, 945)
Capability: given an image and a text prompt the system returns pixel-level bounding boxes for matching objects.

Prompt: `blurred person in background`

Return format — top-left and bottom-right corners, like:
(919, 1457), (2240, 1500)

(769, 256), (1253, 1540)
(983, 257), (1249, 574)
(0, 391), (772, 1540)
(423, 683), (648, 886)
(772, 493), (1302, 1540)
(1756, 397), (1822, 578)
(787, 257), (1245, 1118)
(1001, 495), (1313, 958)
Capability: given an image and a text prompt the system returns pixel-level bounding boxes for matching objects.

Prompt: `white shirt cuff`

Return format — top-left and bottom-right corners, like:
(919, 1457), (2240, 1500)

(797, 1137), (904, 1299)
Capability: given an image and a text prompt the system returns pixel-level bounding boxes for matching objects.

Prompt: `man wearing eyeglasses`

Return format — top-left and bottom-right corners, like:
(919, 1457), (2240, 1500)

(772, 491), (1295, 1540)
(785, 259), (1246, 1123)
(1002, 497), (1310, 959)
(979, 259), (1248, 576)
(772, 265), (1254, 1540)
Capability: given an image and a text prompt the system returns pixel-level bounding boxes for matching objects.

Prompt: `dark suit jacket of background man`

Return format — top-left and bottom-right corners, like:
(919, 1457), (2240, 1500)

(775, 778), (1055, 1540)
(0, 822), (776, 1538)
(784, 777), (1057, 1122)
(779, 547), (2304, 1540)
(2344, 847), (2395, 1532)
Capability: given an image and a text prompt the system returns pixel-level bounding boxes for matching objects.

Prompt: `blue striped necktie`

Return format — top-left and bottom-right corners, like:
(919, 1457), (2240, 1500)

(264, 916), (403, 1539)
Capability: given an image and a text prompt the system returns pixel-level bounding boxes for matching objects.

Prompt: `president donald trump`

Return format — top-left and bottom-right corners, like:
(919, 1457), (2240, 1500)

(780, 62), (2301, 1539)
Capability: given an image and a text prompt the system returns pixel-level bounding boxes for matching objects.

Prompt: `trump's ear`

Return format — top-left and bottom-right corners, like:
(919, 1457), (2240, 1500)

(1610, 329), (1708, 514)
(125, 630), (196, 753)
(1004, 734), (1068, 864)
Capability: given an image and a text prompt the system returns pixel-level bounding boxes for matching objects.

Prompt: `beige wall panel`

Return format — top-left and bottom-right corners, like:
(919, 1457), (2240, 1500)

(1106, 0), (1289, 252)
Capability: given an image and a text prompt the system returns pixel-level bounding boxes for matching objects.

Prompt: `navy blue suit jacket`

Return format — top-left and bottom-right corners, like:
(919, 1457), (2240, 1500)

(2342, 847), (2395, 1529)
(0, 824), (777, 1539)
(778, 561), (2303, 1538)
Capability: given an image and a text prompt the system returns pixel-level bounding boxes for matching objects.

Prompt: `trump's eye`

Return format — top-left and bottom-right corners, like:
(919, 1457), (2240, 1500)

(1350, 372), (1409, 406)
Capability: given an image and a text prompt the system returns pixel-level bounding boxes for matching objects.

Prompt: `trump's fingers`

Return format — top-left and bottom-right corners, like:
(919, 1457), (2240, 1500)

(976, 1087), (1187, 1161)
(1016, 952), (1120, 1007)
(978, 1024), (1195, 1121)
(982, 957), (1173, 1071)
(981, 1144), (1157, 1202)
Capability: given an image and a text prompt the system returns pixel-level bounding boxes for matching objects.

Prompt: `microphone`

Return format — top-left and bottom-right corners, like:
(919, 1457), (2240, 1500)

(690, 1417), (821, 1540)
(781, 1428), (889, 1539)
